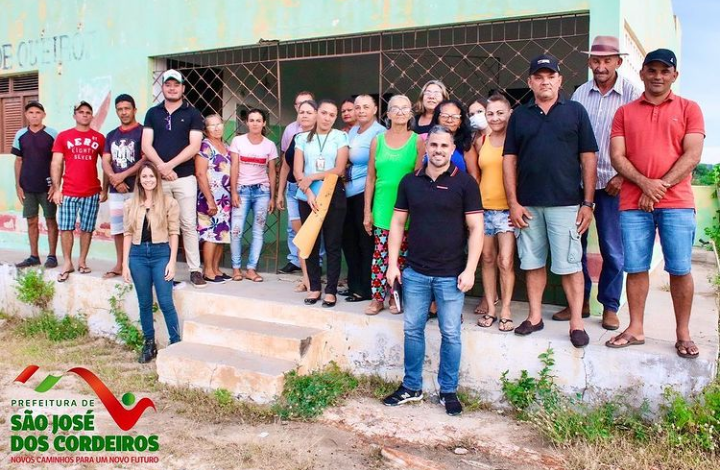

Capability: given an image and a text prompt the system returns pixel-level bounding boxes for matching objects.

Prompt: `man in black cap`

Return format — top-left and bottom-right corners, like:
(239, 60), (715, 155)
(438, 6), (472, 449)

(12, 101), (59, 269)
(503, 54), (599, 348)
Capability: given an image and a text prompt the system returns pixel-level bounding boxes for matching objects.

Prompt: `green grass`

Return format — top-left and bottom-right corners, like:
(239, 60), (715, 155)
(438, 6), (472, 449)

(14, 268), (55, 310)
(16, 311), (88, 342)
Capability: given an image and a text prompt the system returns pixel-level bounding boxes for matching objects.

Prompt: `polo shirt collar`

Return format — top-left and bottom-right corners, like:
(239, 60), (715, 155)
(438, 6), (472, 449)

(591, 73), (626, 95)
(640, 90), (676, 105)
(161, 100), (190, 111)
(415, 162), (459, 178)
(527, 95), (565, 112)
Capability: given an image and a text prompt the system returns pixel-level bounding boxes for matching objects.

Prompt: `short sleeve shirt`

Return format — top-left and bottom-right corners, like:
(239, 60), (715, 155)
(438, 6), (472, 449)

(228, 134), (279, 186)
(611, 92), (705, 210)
(503, 97), (598, 207)
(294, 129), (348, 201)
(281, 121), (302, 153)
(346, 121), (386, 197)
(12, 126), (58, 193)
(395, 163), (483, 277)
(143, 100), (204, 178)
(104, 124), (143, 193)
(52, 128), (105, 197)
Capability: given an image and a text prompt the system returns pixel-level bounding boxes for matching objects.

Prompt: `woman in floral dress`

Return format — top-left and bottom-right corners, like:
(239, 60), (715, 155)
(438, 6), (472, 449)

(196, 114), (232, 283)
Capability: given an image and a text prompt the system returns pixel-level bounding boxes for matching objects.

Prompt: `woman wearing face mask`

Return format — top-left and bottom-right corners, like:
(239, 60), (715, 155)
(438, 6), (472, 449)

(468, 98), (490, 145)
(229, 108), (278, 283)
(343, 95), (386, 303)
(122, 162), (181, 363)
(413, 80), (449, 134)
(277, 100), (318, 292)
(294, 99), (349, 307)
(474, 93), (515, 331)
(429, 99), (480, 182)
(339, 98), (357, 132)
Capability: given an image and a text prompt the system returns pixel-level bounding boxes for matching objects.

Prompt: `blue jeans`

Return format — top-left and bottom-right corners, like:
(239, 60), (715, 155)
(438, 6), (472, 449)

(581, 189), (624, 312)
(621, 209), (695, 276)
(128, 242), (181, 343)
(286, 182), (300, 268)
(231, 184), (271, 270)
(401, 266), (465, 393)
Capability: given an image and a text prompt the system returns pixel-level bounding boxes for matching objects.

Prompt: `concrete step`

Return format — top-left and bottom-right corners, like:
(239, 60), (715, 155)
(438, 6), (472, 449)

(156, 342), (295, 403)
(183, 315), (326, 367)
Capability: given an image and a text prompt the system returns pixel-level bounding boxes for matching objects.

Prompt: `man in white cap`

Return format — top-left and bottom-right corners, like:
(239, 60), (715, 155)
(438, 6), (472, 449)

(142, 69), (206, 288)
(558, 36), (641, 330)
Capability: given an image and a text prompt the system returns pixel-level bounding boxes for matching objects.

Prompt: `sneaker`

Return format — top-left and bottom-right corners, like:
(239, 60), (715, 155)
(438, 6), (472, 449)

(203, 275), (226, 284)
(383, 385), (423, 406)
(190, 271), (207, 289)
(44, 256), (58, 269)
(172, 281), (187, 290)
(220, 273), (232, 281)
(279, 262), (301, 274)
(439, 392), (463, 416)
(16, 256), (41, 268)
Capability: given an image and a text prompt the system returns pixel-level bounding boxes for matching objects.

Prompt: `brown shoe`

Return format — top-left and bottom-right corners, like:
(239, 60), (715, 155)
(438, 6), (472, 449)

(601, 309), (620, 330)
(551, 301), (590, 321)
(365, 300), (385, 316)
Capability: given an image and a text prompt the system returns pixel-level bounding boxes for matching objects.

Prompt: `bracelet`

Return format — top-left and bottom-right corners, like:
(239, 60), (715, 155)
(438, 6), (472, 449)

(581, 201), (595, 210)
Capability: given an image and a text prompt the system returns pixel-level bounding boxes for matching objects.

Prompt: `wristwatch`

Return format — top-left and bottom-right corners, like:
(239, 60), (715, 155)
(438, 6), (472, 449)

(581, 201), (595, 210)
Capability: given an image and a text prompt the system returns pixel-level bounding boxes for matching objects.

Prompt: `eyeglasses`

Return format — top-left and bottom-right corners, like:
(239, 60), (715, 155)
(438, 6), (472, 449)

(388, 106), (412, 114)
(439, 112), (462, 121)
(423, 91), (443, 97)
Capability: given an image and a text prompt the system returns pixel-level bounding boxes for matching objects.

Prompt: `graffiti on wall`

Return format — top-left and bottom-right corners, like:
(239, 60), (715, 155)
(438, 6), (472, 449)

(0, 31), (97, 71)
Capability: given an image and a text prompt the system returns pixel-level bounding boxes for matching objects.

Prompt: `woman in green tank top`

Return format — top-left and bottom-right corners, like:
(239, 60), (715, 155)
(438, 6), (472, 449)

(363, 95), (425, 315)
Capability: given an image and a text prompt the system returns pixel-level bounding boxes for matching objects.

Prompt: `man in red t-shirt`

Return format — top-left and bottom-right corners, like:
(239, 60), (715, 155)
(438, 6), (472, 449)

(51, 101), (106, 282)
(608, 49), (705, 358)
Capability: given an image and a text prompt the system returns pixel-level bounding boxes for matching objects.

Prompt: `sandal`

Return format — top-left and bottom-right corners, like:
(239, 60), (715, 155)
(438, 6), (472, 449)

(57, 269), (75, 283)
(78, 266), (91, 274)
(294, 282), (308, 292)
(675, 340), (699, 359)
(246, 270), (264, 283)
(388, 298), (400, 315)
(605, 332), (645, 349)
(498, 318), (515, 332)
(232, 270), (244, 282)
(102, 271), (121, 279)
(474, 296), (499, 315)
(365, 300), (385, 316)
(477, 314), (497, 328)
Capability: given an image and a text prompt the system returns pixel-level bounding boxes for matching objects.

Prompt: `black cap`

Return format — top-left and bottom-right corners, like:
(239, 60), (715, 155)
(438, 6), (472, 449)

(73, 100), (93, 112)
(529, 54), (560, 75)
(643, 48), (677, 68)
(24, 101), (45, 112)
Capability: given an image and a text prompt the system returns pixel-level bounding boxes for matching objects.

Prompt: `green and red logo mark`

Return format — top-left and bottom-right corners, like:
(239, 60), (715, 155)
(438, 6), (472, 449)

(14, 365), (155, 431)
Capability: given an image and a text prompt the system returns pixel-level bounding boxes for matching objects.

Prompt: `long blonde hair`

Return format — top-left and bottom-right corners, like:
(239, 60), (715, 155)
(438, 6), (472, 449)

(127, 162), (167, 234)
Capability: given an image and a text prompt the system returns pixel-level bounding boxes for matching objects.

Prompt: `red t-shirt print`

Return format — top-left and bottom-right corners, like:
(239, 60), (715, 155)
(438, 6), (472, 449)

(52, 128), (106, 197)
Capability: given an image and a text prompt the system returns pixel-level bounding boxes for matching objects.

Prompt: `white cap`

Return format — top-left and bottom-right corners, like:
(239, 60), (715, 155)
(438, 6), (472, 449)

(162, 69), (183, 84)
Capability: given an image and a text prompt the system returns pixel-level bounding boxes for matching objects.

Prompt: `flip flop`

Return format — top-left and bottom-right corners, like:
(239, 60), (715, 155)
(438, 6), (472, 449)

(675, 340), (699, 359)
(473, 297), (500, 315)
(477, 314), (497, 328)
(605, 332), (645, 349)
(57, 269), (75, 283)
(78, 266), (92, 274)
(499, 318), (515, 332)
(247, 274), (264, 282)
(102, 271), (121, 279)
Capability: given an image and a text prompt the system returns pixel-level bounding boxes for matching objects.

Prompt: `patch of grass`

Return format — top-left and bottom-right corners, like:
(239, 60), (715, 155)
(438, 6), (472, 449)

(456, 387), (491, 412)
(352, 373), (397, 400)
(15, 268), (55, 310)
(160, 386), (275, 425)
(274, 362), (358, 420)
(109, 283), (144, 352)
(16, 311), (88, 342)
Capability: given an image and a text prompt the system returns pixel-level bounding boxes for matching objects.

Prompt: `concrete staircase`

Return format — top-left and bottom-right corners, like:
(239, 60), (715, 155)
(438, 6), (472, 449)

(156, 312), (328, 403)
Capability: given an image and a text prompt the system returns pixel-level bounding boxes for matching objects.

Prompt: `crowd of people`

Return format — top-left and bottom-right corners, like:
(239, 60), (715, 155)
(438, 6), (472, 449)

(12, 36), (705, 414)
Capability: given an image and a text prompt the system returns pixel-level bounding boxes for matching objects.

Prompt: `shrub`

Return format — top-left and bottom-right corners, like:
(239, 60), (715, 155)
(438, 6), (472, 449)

(109, 284), (144, 352)
(15, 269), (55, 310)
(17, 311), (88, 341)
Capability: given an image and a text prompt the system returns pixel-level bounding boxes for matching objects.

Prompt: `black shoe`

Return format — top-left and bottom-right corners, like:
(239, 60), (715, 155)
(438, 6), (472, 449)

(304, 296), (321, 305)
(138, 339), (157, 364)
(44, 256), (58, 269)
(345, 293), (371, 302)
(322, 295), (337, 308)
(172, 280), (187, 290)
(190, 271), (207, 289)
(570, 329), (590, 348)
(383, 385), (423, 406)
(439, 392), (463, 416)
(279, 262), (301, 274)
(338, 288), (351, 296)
(203, 275), (226, 284)
(16, 256), (41, 268)
(220, 273), (232, 281)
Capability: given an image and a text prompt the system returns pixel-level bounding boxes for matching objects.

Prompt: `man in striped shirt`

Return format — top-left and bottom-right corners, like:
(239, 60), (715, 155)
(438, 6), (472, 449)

(565, 36), (641, 331)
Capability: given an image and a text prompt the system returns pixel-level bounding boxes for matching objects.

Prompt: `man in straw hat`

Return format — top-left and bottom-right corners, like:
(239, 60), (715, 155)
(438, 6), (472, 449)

(553, 36), (641, 331)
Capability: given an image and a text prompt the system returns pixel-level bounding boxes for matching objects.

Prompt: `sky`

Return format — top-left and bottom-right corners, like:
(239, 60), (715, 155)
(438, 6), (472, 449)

(672, 0), (719, 163)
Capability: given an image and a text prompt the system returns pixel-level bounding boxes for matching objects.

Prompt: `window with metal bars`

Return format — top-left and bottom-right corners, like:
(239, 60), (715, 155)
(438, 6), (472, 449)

(0, 74), (39, 153)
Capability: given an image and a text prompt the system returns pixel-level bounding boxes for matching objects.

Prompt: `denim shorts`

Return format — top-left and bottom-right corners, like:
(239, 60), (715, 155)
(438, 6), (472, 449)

(621, 209), (696, 276)
(515, 205), (582, 275)
(286, 181), (301, 222)
(483, 209), (513, 236)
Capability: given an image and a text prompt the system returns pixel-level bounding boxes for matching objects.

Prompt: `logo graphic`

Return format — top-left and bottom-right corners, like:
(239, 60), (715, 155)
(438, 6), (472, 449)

(14, 365), (156, 431)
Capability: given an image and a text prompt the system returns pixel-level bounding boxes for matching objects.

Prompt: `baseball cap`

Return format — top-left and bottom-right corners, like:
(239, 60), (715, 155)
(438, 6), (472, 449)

(162, 69), (184, 84)
(529, 54), (560, 75)
(73, 100), (93, 112)
(643, 49), (677, 68)
(24, 101), (45, 112)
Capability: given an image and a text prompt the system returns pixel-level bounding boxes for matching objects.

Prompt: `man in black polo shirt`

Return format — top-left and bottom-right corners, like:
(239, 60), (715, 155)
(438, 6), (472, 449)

(12, 101), (59, 269)
(383, 126), (483, 416)
(142, 69), (205, 288)
(503, 54), (599, 348)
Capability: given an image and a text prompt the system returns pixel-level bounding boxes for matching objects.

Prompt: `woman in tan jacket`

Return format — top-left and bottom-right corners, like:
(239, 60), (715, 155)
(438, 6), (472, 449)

(122, 162), (181, 363)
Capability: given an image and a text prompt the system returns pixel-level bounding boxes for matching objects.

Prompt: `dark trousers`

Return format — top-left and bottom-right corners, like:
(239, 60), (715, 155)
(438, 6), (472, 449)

(298, 184), (347, 295)
(581, 189), (624, 312)
(342, 192), (373, 298)
(129, 242), (181, 343)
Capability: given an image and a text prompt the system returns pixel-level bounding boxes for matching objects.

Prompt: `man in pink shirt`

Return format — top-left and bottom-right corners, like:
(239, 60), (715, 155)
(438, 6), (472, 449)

(608, 49), (705, 358)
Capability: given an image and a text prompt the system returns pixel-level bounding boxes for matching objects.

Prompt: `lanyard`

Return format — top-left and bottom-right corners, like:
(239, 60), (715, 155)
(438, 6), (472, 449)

(316, 132), (330, 155)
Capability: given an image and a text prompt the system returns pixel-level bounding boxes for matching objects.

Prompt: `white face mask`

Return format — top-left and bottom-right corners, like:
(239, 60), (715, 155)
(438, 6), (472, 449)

(470, 113), (488, 131)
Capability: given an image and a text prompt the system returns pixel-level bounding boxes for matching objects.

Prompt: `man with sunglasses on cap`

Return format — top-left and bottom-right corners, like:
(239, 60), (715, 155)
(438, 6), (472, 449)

(608, 49), (705, 359)
(560, 36), (641, 331)
(142, 69), (205, 288)
(503, 54), (598, 348)
(13, 101), (59, 270)
(51, 101), (106, 282)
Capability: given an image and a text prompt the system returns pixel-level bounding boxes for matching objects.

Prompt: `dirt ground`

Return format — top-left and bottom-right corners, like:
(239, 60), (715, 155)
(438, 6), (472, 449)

(0, 321), (559, 470)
